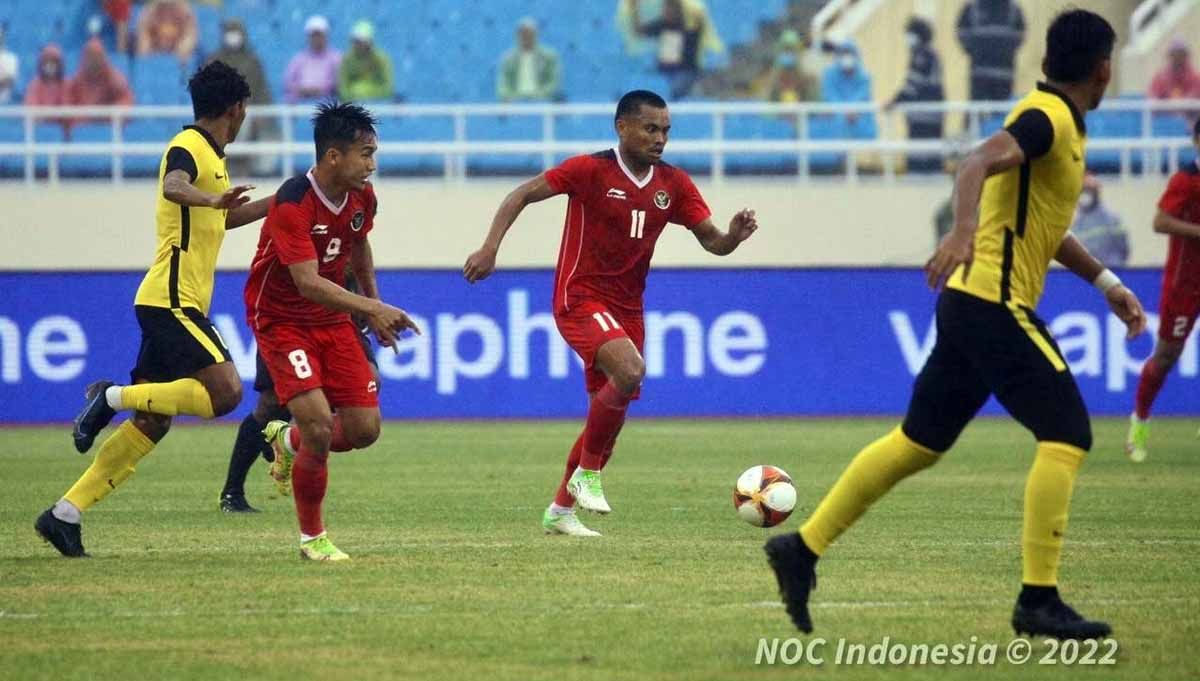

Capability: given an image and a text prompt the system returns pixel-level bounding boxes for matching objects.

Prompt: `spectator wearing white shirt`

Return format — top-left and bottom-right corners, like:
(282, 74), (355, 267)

(0, 26), (19, 104)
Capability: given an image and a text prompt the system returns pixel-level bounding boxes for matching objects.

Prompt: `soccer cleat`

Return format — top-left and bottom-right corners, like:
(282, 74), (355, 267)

(542, 507), (602, 537)
(566, 468), (611, 514)
(72, 380), (117, 454)
(1012, 595), (1112, 640)
(1125, 413), (1148, 463)
(34, 508), (89, 558)
(263, 420), (293, 497)
(218, 492), (260, 513)
(764, 533), (818, 633)
(299, 535), (349, 562)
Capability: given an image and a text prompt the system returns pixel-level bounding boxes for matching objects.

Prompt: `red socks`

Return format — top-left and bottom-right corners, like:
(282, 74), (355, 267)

(578, 383), (631, 470)
(292, 447), (328, 538)
(1135, 358), (1169, 420)
(288, 415), (353, 453)
(553, 434), (584, 507)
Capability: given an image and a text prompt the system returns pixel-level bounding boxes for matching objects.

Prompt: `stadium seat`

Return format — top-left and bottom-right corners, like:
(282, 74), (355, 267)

(465, 114), (542, 176)
(132, 55), (188, 106)
(374, 115), (455, 176)
(1086, 107), (1143, 174)
(723, 114), (798, 175)
(62, 122), (115, 177)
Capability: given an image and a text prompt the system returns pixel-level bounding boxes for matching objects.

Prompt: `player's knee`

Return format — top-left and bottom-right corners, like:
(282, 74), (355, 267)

(613, 357), (646, 395)
(131, 412), (172, 442)
(207, 380), (242, 417)
(345, 423), (380, 449)
(1154, 342), (1185, 367)
(298, 416), (333, 452)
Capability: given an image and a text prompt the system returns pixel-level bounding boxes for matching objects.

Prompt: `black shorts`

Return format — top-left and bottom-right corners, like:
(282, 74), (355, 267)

(901, 289), (1092, 452)
(253, 325), (378, 393)
(130, 305), (232, 383)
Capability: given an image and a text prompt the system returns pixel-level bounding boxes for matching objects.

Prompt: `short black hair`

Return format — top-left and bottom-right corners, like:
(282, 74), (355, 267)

(1043, 9), (1115, 83)
(615, 90), (667, 123)
(905, 17), (932, 44)
(312, 100), (378, 160)
(188, 60), (251, 120)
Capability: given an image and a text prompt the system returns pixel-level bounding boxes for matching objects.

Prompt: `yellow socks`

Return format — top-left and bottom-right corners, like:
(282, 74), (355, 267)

(1022, 442), (1085, 586)
(800, 426), (940, 555)
(63, 421), (156, 511)
(117, 378), (214, 418)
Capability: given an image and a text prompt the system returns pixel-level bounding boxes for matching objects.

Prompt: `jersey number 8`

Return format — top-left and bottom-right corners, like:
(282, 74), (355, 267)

(288, 349), (313, 378)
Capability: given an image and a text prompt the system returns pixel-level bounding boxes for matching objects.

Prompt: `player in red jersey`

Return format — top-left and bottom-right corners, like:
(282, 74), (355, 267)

(1127, 117), (1200, 462)
(244, 101), (419, 561)
(463, 90), (759, 536)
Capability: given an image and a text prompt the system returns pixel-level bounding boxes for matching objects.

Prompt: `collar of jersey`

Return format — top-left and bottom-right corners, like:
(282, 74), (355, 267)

(306, 168), (348, 215)
(183, 125), (225, 158)
(1035, 82), (1086, 136)
(613, 146), (654, 189)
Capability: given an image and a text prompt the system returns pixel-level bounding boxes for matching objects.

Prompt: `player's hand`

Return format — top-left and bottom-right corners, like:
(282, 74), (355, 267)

(210, 185), (254, 210)
(1105, 284), (1147, 339)
(925, 228), (975, 290)
(728, 208), (758, 242)
(463, 246), (498, 283)
(369, 302), (422, 348)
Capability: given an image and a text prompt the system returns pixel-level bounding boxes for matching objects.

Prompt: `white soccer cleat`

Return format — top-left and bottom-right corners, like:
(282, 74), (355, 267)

(566, 468), (611, 514)
(542, 508), (602, 537)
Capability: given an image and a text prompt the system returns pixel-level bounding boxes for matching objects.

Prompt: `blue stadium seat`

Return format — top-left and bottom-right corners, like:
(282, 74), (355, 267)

(132, 55), (188, 105)
(555, 115), (612, 143)
(374, 115), (454, 176)
(62, 122), (114, 177)
(0, 117), (25, 176)
(1085, 107), (1143, 174)
(465, 114), (542, 175)
(724, 114), (798, 174)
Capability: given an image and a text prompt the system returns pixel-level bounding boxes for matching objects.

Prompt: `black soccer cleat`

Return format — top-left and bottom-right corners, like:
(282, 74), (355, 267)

(72, 380), (117, 454)
(34, 508), (89, 557)
(764, 533), (818, 633)
(1012, 595), (1112, 640)
(219, 492), (260, 513)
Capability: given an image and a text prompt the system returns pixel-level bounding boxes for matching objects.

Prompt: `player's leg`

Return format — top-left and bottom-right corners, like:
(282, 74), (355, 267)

(219, 363), (291, 512)
(73, 307), (240, 453)
(285, 388), (346, 561)
(1129, 289), (1197, 461)
(766, 289), (990, 633)
(985, 305), (1110, 639)
(37, 407), (172, 557)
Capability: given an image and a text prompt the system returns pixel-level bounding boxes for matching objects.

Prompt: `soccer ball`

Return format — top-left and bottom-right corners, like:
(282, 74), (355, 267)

(733, 465), (797, 528)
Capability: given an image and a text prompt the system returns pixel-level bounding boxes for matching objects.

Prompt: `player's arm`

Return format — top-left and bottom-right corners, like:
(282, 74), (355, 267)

(691, 210), (758, 255)
(349, 237), (380, 301)
(463, 173), (562, 283)
(1055, 233), (1147, 339)
(287, 259), (420, 347)
(225, 196), (272, 230)
(161, 156), (255, 210)
(926, 109), (1052, 289)
(1153, 209), (1200, 240)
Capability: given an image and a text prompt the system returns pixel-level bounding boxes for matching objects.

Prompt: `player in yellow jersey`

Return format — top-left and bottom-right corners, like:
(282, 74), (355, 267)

(35, 61), (271, 557)
(766, 10), (1147, 640)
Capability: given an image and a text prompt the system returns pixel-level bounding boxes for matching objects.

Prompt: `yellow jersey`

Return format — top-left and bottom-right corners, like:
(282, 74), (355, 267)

(134, 125), (230, 314)
(948, 83), (1086, 309)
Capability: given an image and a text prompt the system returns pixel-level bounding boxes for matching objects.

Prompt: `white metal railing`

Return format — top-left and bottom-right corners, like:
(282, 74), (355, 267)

(0, 99), (1196, 185)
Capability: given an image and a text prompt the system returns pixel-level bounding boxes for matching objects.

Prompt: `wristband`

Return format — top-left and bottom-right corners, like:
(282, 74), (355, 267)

(1092, 269), (1121, 293)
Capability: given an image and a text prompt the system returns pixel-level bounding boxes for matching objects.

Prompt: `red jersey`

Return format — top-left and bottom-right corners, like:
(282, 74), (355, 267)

(1157, 162), (1200, 292)
(545, 149), (711, 314)
(244, 171), (377, 331)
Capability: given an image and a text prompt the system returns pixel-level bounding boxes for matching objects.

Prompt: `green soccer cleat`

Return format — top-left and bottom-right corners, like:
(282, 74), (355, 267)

(263, 420), (293, 497)
(299, 535), (349, 562)
(542, 507), (602, 537)
(1125, 413), (1148, 463)
(566, 468), (611, 514)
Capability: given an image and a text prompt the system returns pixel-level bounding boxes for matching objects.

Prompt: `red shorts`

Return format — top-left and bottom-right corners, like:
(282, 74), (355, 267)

(255, 321), (379, 408)
(1157, 279), (1200, 341)
(555, 301), (644, 396)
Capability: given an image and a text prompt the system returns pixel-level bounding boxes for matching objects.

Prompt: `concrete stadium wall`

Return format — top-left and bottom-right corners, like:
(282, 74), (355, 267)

(0, 177), (1175, 270)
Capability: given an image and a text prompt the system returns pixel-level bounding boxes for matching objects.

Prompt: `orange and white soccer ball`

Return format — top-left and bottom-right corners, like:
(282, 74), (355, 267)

(734, 465), (797, 527)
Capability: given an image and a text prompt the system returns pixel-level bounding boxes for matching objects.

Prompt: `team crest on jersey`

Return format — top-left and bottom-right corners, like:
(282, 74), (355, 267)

(351, 210), (365, 232)
(654, 190), (670, 210)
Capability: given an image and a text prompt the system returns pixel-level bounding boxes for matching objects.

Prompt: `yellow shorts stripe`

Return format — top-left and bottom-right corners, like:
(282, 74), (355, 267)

(1009, 304), (1067, 373)
(171, 308), (226, 364)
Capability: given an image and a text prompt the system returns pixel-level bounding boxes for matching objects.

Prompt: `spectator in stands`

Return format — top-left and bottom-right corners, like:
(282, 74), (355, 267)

(102, 0), (132, 55)
(887, 17), (944, 172)
(208, 18), (277, 176)
(821, 42), (873, 131)
(66, 38), (133, 111)
(496, 17), (561, 102)
(1149, 40), (1200, 100)
(24, 44), (67, 108)
(765, 52), (816, 103)
(1071, 174), (1129, 267)
(624, 0), (724, 99)
(956, 0), (1024, 101)
(136, 0), (198, 64)
(284, 15), (341, 103)
(0, 26), (18, 104)
(338, 20), (394, 102)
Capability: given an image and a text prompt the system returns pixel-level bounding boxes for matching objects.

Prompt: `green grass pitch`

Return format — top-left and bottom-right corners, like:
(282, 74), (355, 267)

(1, 417), (1197, 680)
